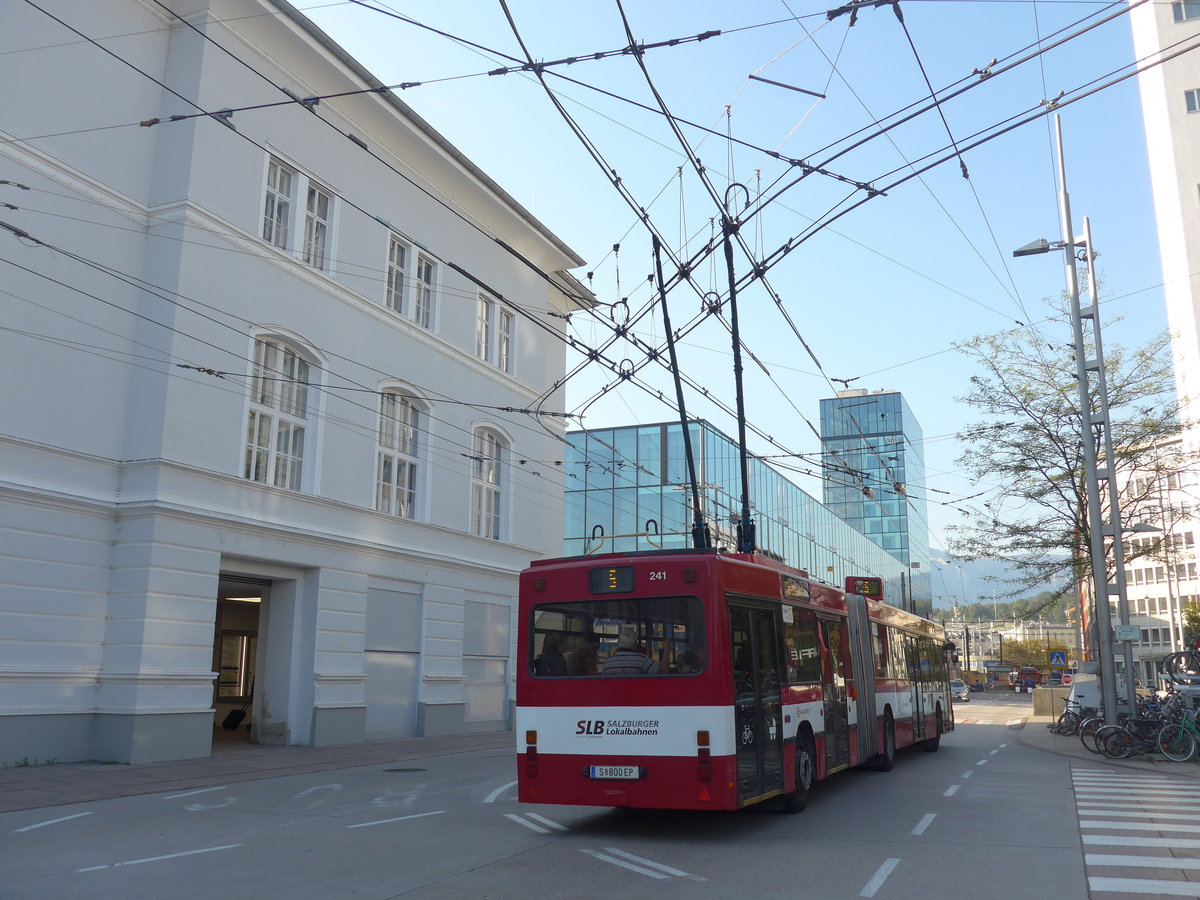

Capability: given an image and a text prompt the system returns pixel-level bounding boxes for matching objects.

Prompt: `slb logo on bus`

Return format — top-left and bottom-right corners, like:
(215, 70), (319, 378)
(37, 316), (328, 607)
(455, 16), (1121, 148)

(576, 719), (660, 736)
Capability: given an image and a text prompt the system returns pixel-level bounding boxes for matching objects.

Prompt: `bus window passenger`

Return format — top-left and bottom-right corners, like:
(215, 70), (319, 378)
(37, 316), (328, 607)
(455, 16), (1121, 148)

(603, 627), (660, 675)
(534, 632), (567, 677)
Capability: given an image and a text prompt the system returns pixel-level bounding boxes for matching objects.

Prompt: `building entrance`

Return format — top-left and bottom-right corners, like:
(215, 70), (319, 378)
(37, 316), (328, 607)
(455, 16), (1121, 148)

(212, 577), (268, 745)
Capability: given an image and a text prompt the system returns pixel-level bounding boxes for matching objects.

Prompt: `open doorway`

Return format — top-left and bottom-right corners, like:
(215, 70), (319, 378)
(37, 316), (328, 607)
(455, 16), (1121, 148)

(213, 577), (268, 745)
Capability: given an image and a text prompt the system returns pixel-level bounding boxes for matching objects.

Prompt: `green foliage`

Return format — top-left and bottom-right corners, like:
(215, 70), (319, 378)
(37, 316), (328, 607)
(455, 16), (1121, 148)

(1184, 602), (1200, 647)
(997, 638), (1050, 669)
(951, 300), (1182, 602)
(957, 591), (1067, 623)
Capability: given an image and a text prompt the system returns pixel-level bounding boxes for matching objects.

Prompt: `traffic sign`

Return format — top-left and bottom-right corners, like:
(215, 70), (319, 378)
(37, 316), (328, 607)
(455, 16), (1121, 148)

(1047, 649), (1068, 669)
(1061, 673), (1073, 686)
(1114, 624), (1141, 642)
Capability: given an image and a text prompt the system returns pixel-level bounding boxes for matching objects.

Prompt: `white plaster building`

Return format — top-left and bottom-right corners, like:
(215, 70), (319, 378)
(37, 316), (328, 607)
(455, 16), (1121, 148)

(0, 0), (590, 762)
(1131, 0), (1200, 412)
(1127, 0), (1200, 682)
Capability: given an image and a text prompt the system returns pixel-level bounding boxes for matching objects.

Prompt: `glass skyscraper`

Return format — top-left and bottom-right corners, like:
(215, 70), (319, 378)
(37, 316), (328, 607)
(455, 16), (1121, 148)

(563, 420), (912, 606)
(819, 390), (932, 613)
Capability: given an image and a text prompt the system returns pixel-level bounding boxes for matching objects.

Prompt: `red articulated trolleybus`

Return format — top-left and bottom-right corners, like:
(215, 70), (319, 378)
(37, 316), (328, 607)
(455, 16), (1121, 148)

(516, 548), (953, 813)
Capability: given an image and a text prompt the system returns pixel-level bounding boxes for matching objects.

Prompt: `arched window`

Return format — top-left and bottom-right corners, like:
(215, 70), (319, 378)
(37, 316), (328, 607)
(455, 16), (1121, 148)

(243, 337), (313, 490)
(472, 428), (506, 540)
(377, 390), (423, 518)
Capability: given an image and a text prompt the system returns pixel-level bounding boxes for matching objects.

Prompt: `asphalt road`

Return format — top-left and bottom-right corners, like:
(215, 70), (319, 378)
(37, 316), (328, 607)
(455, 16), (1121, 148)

(1, 695), (1090, 900)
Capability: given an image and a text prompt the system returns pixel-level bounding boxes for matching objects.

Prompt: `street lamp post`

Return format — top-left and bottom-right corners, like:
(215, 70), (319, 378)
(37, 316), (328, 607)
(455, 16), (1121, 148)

(1011, 114), (1133, 725)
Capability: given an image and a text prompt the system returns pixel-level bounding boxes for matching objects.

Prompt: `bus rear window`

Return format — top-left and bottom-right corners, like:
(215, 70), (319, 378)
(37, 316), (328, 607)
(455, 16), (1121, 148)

(530, 596), (705, 677)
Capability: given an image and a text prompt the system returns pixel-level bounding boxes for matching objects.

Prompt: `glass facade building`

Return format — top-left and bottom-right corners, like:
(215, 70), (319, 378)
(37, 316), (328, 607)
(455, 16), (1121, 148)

(819, 390), (932, 613)
(563, 421), (911, 604)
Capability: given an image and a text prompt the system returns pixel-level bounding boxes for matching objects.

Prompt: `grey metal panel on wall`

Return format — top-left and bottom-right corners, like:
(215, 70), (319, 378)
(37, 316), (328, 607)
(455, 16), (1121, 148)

(365, 588), (422, 652)
(464, 598), (510, 657)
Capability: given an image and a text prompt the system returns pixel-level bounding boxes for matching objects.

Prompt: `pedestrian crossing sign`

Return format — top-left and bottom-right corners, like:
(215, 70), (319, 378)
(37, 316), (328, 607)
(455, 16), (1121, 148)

(1047, 649), (1067, 669)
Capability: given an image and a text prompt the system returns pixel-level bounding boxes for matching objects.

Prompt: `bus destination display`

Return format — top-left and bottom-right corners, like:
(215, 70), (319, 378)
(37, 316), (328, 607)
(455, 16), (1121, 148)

(589, 565), (634, 594)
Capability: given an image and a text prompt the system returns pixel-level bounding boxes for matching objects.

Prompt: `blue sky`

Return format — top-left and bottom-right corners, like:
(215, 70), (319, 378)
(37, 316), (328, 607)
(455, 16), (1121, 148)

(302, 0), (1171, 561)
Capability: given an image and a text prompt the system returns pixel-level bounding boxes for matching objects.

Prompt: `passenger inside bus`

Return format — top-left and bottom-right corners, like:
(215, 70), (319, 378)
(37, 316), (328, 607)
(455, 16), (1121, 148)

(602, 626), (660, 675)
(534, 632), (568, 677)
(675, 646), (706, 673)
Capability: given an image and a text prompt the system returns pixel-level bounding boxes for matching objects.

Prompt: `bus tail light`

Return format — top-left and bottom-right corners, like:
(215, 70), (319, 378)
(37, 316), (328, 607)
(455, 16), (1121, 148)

(525, 730), (538, 777)
(697, 730), (711, 782)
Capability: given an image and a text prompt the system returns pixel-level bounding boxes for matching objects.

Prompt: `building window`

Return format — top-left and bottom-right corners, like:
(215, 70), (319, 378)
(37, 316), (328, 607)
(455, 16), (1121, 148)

(263, 158), (293, 249)
(475, 294), (515, 373)
(376, 390), (421, 518)
(1187, 89), (1200, 113)
(302, 183), (332, 270)
(498, 309), (514, 374)
(472, 428), (505, 540)
(262, 156), (334, 270)
(476, 294), (494, 362)
(386, 237), (408, 314)
(244, 337), (311, 491)
(414, 255), (435, 329)
(1174, 1), (1200, 22)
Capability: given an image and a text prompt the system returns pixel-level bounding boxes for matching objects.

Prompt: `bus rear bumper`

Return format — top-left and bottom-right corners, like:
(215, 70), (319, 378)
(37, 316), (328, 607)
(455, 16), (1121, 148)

(518, 753), (741, 811)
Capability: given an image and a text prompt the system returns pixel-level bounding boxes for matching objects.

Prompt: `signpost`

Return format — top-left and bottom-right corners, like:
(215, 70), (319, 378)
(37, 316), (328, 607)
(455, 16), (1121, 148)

(1114, 625), (1140, 642)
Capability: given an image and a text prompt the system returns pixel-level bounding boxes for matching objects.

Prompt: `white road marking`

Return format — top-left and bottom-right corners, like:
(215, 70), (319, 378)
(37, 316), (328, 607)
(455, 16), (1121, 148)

(975, 759), (988, 767)
(484, 780), (518, 804)
(163, 786), (227, 800)
(526, 812), (569, 831)
(603, 847), (705, 880)
(1083, 835), (1200, 850)
(1086, 854), (1200, 870)
(998, 743), (1007, 748)
(1080, 820), (1200, 834)
(1089, 877), (1200, 896)
(346, 810), (446, 829)
(911, 813), (936, 836)
(15, 811), (93, 832)
(989, 749), (1000, 755)
(582, 849), (670, 879)
(943, 785), (960, 797)
(184, 796), (236, 812)
(505, 813), (550, 834)
(859, 858), (901, 898)
(1078, 801), (1200, 811)
(961, 771), (973, 779)
(1078, 809), (1200, 822)
(292, 784), (342, 808)
(76, 844), (241, 872)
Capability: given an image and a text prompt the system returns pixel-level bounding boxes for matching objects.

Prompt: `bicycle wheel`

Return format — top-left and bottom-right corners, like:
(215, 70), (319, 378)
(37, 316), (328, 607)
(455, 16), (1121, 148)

(1079, 717), (1105, 754)
(1055, 710), (1081, 736)
(1097, 725), (1134, 759)
(1157, 724), (1197, 762)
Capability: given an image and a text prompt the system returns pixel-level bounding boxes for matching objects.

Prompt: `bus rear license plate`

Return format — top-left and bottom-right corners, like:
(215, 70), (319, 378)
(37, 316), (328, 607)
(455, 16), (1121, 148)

(590, 765), (638, 780)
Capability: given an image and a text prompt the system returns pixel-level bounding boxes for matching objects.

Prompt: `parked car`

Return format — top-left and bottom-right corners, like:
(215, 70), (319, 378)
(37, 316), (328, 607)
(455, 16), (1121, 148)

(950, 679), (970, 702)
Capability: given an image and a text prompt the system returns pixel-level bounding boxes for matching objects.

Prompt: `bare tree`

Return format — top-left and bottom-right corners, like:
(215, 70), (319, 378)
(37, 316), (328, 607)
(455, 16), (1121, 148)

(950, 303), (1187, 612)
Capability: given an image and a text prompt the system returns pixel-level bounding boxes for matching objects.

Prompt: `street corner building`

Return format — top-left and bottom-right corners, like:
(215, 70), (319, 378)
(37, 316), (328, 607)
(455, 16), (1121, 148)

(0, 0), (591, 763)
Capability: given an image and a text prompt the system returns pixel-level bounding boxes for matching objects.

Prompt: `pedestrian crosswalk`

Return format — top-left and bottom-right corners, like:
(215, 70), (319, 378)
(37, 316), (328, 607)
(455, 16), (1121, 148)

(953, 717), (1027, 727)
(1073, 768), (1200, 897)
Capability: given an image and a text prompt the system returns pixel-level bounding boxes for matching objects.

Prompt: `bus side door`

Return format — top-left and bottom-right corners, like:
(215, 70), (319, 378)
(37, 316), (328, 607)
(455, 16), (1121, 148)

(819, 618), (851, 772)
(729, 604), (784, 805)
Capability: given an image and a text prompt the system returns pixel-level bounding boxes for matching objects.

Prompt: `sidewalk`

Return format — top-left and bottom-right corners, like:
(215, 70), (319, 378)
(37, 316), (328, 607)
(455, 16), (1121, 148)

(0, 730), (515, 815)
(1018, 711), (1200, 778)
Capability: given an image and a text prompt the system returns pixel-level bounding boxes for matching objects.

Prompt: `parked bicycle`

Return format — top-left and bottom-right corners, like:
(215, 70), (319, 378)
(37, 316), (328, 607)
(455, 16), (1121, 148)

(1157, 705), (1200, 762)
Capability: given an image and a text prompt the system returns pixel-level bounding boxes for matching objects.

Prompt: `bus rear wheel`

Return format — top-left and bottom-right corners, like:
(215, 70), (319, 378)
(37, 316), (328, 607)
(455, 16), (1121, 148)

(873, 714), (896, 771)
(922, 709), (943, 752)
(781, 736), (815, 814)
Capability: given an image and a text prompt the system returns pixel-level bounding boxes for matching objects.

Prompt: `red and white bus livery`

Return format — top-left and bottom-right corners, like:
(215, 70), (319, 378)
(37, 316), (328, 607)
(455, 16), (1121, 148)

(516, 548), (953, 813)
